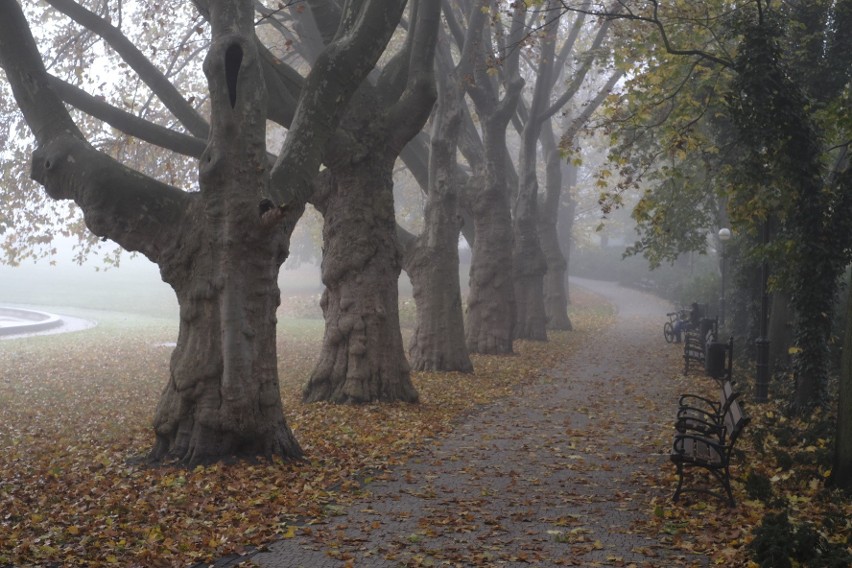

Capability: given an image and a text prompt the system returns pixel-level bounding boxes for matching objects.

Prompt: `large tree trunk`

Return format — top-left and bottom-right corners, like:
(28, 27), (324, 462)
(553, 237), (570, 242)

(465, 118), (517, 354)
(513, 122), (548, 340)
(150, 202), (301, 464)
(768, 291), (793, 371)
(511, 3), (554, 341)
(149, 8), (302, 463)
(302, 0), (437, 403)
(404, 53), (472, 373)
(405, 197), (471, 371)
(835, 270), (852, 491)
(538, 122), (572, 331)
(304, 157), (418, 403)
(513, 199), (549, 340)
(460, 1), (523, 355)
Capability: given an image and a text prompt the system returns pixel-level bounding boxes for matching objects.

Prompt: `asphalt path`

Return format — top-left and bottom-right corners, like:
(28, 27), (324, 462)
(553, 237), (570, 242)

(244, 279), (708, 567)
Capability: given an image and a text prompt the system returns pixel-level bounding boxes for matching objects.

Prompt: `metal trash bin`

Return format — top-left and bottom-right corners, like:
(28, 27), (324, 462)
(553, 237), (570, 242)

(705, 341), (727, 379)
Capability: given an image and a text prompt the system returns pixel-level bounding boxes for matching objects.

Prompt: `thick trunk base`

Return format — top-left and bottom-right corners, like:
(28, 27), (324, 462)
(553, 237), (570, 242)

(408, 246), (472, 373)
(150, 215), (303, 465)
(304, 160), (418, 404)
(465, 188), (515, 354)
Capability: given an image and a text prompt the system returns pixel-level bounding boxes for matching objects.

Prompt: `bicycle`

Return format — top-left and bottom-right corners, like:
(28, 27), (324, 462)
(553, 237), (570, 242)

(664, 310), (690, 343)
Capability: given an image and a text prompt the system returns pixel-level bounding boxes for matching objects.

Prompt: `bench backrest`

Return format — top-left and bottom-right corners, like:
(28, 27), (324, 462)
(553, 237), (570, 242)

(719, 381), (740, 415)
(722, 399), (749, 450)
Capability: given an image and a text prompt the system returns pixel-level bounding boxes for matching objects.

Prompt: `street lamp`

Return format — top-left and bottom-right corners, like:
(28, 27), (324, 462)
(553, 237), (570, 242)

(755, 221), (771, 402)
(718, 228), (731, 326)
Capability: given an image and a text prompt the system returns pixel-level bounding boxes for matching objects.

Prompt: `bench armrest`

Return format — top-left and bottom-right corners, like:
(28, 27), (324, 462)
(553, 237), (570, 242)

(672, 433), (726, 458)
(676, 415), (725, 438)
(678, 393), (720, 412)
(678, 403), (724, 419)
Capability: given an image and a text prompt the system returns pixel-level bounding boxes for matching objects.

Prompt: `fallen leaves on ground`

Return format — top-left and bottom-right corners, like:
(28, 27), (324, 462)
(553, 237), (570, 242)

(2, 291), (849, 568)
(0, 292), (613, 567)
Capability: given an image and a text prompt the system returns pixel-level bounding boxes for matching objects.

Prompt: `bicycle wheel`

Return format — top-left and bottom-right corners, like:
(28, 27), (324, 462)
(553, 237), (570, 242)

(664, 321), (675, 343)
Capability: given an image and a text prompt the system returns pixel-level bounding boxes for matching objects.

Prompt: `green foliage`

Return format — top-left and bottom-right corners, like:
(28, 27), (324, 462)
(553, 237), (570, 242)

(601, 0), (852, 414)
(596, 2), (740, 267)
(749, 510), (852, 568)
(749, 511), (795, 568)
(744, 470), (773, 502)
(726, 9), (852, 412)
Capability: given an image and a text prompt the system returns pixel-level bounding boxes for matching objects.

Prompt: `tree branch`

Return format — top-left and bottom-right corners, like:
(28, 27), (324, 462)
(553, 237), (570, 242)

(558, 0), (734, 68)
(269, 0), (409, 207)
(47, 0), (211, 139)
(49, 76), (208, 158)
(386, 0), (440, 151)
(0, 0), (190, 260)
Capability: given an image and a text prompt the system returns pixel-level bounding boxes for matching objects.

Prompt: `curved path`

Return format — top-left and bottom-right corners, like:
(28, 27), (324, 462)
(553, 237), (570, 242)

(0, 306), (95, 339)
(251, 280), (707, 567)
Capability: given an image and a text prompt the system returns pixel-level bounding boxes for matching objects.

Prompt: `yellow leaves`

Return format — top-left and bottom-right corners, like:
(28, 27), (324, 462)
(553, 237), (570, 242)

(146, 525), (164, 543)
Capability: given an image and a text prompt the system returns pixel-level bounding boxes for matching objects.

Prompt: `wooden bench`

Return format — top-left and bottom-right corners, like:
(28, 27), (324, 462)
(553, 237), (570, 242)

(671, 398), (749, 507)
(682, 333), (706, 374)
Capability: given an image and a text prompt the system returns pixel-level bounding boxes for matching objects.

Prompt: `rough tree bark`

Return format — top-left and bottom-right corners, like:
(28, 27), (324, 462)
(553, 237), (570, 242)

(149, 7), (300, 463)
(305, 158), (419, 403)
(538, 121), (573, 330)
(459, 0), (523, 355)
(401, 36), (472, 373)
(302, 0), (439, 403)
(513, 1), (554, 341)
(0, 0), (407, 464)
(835, 269), (852, 491)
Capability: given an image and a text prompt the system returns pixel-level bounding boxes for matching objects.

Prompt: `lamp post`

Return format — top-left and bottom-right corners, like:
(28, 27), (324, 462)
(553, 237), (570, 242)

(755, 221), (771, 403)
(718, 228), (731, 327)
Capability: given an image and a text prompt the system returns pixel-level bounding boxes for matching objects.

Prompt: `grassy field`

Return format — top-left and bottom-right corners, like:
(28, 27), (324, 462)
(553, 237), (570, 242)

(0, 258), (325, 319)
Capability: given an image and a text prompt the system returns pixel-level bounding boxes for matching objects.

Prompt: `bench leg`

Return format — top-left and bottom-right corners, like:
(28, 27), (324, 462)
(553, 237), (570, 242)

(721, 465), (735, 507)
(672, 461), (685, 502)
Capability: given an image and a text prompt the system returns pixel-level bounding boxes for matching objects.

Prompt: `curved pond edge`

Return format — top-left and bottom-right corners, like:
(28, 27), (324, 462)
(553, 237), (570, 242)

(0, 307), (64, 336)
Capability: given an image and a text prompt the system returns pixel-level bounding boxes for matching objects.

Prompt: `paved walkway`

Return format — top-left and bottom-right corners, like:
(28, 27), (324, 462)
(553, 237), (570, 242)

(249, 280), (707, 567)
